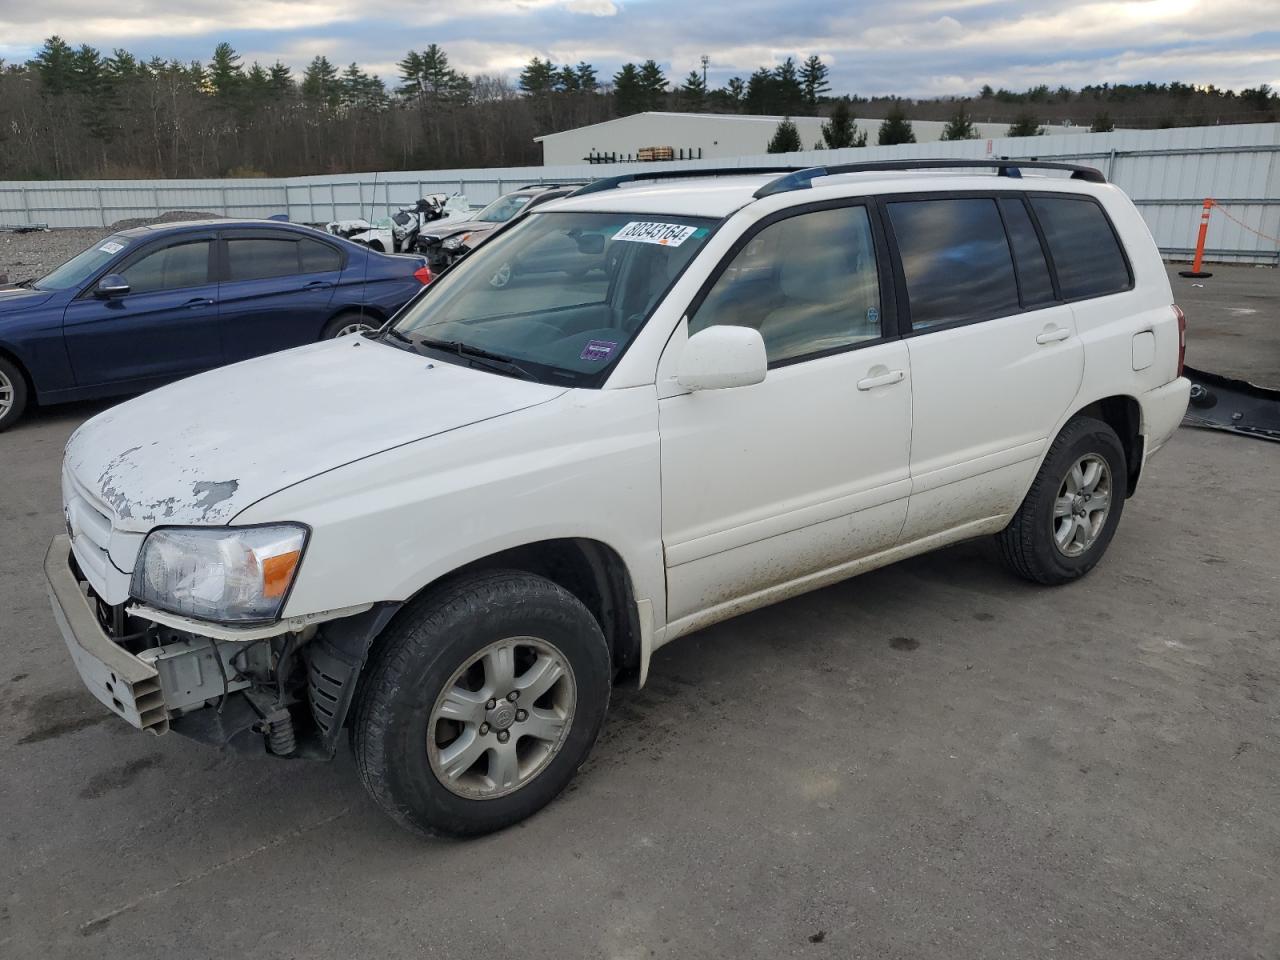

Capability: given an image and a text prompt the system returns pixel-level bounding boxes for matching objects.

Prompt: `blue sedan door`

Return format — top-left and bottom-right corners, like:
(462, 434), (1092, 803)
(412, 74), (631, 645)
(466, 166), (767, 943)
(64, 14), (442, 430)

(216, 230), (342, 362)
(62, 233), (223, 390)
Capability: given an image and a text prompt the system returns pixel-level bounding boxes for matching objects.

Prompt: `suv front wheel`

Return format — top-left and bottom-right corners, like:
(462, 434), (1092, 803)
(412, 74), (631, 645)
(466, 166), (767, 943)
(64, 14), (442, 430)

(997, 416), (1127, 585)
(353, 570), (612, 837)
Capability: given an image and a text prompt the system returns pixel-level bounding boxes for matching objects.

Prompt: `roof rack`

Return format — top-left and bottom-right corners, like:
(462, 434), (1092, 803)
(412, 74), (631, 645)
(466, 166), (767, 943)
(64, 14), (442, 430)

(570, 166), (807, 197)
(753, 159), (1106, 198)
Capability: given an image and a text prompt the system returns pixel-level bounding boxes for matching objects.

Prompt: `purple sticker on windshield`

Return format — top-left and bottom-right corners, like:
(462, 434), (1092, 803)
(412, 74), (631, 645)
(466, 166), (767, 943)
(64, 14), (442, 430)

(581, 339), (617, 362)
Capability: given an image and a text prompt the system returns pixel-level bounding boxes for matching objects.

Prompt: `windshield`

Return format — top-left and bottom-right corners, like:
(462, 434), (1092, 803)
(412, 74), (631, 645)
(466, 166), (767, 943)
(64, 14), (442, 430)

(474, 193), (533, 223)
(389, 211), (715, 385)
(36, 236), (130, 291)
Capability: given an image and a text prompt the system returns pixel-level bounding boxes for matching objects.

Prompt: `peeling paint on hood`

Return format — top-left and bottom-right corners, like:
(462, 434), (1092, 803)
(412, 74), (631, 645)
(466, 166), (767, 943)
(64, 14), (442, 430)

(65, 337), (567, 532)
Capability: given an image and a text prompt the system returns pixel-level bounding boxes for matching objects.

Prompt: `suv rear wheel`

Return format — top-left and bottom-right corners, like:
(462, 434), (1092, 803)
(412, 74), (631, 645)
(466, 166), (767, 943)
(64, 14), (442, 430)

(353, 570), (612, 837)
(997, 416), (1127, 585)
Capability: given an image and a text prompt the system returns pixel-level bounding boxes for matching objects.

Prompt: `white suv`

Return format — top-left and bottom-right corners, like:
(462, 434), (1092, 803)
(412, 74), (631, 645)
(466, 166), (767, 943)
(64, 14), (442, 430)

(47, 161), (1191, 837)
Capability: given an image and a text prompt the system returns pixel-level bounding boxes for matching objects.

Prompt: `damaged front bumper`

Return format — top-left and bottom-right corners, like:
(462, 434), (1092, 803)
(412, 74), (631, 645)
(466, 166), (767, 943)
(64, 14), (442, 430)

(45, 535), (399, 759)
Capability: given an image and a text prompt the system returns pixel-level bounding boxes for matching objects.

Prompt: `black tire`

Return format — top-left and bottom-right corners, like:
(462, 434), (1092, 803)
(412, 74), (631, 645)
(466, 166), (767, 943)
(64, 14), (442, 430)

(0, 356), (29, 433)
(997, 416), (1127, 585)
(352, 570), (612, 838)
(321, 312), (376, 340)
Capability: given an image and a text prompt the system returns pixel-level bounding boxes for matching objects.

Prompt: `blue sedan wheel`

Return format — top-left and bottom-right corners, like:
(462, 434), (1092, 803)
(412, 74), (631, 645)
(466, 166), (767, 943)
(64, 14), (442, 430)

(0, 356), (29, 432)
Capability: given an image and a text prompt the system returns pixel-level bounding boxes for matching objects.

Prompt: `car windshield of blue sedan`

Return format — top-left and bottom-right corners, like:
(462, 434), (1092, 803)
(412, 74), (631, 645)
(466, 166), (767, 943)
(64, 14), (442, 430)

(388, 211), (715, 385)
(36, 236), (131, 290)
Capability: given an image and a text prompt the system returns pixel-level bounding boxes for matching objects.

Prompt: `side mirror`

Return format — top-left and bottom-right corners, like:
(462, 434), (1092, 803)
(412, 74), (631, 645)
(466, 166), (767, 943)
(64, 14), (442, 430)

(676, 325), (767, 391)
(95, 274), (130, 298)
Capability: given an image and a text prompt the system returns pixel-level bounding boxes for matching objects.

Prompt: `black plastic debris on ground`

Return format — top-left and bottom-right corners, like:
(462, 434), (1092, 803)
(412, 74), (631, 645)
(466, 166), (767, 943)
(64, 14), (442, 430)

(1183, 366), (1280, 442)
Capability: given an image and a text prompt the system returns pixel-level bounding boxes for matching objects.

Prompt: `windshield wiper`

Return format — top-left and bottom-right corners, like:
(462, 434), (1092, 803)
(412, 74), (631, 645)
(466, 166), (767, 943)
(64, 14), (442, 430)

(381, 327), (416, 347)
(416, 337), (538, 381)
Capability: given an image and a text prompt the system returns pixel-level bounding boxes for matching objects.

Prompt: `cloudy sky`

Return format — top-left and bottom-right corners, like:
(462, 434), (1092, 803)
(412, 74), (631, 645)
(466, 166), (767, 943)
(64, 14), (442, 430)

(1, 0), (1277, 97)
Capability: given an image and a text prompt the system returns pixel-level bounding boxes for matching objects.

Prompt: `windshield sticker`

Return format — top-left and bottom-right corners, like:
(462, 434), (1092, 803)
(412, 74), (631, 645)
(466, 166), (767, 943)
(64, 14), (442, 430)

(580, 339), (617, 362)
(613, 221), (698, 247)
(98, 240), (126, 255)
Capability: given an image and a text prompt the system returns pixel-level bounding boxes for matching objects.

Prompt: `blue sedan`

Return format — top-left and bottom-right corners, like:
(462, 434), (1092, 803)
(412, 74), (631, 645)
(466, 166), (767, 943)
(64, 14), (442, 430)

(0, 219), (433, 431)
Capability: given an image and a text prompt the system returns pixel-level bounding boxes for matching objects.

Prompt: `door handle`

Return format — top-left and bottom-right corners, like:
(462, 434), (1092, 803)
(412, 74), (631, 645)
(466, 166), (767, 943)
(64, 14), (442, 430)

(183, 297), (214, 308)
(856, 368), (905, 391)
(303, 280), (333, 290)
(1036, 326), (1071, 344)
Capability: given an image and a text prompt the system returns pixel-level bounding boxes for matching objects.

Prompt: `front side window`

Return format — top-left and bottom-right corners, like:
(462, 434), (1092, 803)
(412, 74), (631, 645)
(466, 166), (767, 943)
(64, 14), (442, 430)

(1030, 196), (1130, 299)
(37, 236), (132, 291)
(226, 238), (300, 281)
(689, 205), (882, 365)
(121, 240), (211, 294)
(390, 211), (714, 385)
(888, 197), (1020, 329)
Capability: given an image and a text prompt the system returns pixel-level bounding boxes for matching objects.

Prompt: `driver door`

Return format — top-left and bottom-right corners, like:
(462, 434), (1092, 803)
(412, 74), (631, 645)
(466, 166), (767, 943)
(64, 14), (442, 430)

(658, 202), (913, 629)
(62, 233), (223, 389)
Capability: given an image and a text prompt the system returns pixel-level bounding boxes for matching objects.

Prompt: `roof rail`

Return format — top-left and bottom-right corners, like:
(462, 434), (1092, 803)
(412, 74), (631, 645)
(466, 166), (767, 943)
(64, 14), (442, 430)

(570, 166), (807, 197)
(752, 159), (1107, 198)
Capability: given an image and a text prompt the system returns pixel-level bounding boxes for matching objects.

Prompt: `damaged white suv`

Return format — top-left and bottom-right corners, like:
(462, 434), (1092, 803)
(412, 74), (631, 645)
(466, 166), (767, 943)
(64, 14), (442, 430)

(48, 161), (1191, 837)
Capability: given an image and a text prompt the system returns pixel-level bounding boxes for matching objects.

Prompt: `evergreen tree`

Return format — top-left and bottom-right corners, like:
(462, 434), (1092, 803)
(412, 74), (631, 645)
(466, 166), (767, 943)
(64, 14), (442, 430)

(1006, 112), (1043, 137)
(209, 42), (243, 98)
(557, 64), (581, 93)
(637, 59), (667, 110)
(767, 117), (802, 153)
(1090, 112), (1115, 132)
(821, 97), (865, 148)
(877, 102), (916, 145)
(744, 67), (773, 114)
(772, 57), (803, 114)
(301, 55), (341, 109)
(574, 61), (598, 93)
(396, 50), (425, 98)
(519, 56), (557, 96)
(246, 62), (270, 102)
(31, 36), (76, 95)
(678, 70), (706, 110)
(800, 55), (830, 107)
(268, 61), (294, 96)
(940, 101), (977, 140)
(724, 76), (745, 107)
(613, 63), (643, 115)
(105, 49), (140, 79)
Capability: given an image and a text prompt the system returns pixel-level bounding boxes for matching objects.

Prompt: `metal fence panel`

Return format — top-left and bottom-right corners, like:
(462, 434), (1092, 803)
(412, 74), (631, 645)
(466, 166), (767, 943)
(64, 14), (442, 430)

(1, 123), (1276, 263)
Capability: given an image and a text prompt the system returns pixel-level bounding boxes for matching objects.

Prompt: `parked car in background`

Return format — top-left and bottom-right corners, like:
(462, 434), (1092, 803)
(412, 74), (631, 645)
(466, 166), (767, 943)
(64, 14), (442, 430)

(325, 194), (471, 254)
(0, 220), (432, 431)
(46, 161), (1190, 838)
(417, 184), (583, 273)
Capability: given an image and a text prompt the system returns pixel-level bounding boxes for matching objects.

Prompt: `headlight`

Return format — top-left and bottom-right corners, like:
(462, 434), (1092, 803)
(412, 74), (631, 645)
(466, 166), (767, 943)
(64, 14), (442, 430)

(131, 525), (308, 623)
(442, 233), (468, 250)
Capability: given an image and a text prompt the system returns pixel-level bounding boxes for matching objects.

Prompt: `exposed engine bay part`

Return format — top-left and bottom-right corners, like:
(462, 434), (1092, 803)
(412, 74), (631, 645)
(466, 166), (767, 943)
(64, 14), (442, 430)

(325, 195), (471, 254)
(1182, 366), (1280, 442)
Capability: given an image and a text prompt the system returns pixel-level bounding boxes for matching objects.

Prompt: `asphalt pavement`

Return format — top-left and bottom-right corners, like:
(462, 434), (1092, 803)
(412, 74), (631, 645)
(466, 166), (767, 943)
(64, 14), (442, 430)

(1, 265), (1277, 959)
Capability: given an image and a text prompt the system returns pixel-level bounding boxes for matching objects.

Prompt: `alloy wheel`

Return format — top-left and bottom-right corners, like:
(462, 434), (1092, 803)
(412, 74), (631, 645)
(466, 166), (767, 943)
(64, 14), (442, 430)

(1052, 453), (1112, 557)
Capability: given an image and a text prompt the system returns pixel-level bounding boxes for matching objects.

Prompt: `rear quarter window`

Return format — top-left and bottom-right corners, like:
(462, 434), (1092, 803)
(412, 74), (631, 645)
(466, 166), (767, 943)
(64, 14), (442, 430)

(1030, 196), (1131, 299)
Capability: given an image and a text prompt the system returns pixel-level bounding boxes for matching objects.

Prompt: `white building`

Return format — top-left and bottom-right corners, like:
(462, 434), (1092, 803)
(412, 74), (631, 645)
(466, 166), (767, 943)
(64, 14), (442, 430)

(534, 111), (1093, 165)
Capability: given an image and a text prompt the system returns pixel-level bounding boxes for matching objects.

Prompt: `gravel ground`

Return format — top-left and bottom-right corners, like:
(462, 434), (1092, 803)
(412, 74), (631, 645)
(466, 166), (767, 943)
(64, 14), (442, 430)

(0, 213), (219, 284)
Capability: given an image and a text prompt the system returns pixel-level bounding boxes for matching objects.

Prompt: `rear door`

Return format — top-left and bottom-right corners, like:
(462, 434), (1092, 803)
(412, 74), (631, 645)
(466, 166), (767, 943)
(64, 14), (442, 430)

(216, 230), (343, 362)
(62, 232), (222, 389)
(883, 192), (1084, 542)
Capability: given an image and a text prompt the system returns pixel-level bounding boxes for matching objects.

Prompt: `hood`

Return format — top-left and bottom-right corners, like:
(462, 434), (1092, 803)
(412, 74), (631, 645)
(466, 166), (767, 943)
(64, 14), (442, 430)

(65, 337), (566, 532)
(0, 286), (55, 310)
(425, 219), (498, 241)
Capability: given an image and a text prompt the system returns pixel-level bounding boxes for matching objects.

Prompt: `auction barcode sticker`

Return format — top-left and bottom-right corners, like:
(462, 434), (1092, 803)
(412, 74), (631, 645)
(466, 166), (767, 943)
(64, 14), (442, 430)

(613, 222), (698, 247)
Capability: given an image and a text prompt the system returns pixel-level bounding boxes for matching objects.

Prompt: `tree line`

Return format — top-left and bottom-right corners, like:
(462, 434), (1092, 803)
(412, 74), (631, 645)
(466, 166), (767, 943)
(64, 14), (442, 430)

(0, 35), (1275, 179)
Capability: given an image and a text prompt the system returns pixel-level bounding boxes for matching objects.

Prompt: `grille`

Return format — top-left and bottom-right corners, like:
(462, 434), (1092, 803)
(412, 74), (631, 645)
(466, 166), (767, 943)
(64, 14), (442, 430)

(64, 468), (116, 589)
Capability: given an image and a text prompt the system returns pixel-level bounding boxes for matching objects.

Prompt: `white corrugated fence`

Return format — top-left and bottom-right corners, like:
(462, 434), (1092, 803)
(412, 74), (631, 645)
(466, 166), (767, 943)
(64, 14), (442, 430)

(1, 123), (1277, 264)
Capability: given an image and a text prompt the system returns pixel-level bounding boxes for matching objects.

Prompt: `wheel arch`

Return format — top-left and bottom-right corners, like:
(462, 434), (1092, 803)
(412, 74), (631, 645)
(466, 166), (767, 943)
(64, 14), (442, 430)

(1068, 394), (1143, 496)
(438, 537), (643, 678)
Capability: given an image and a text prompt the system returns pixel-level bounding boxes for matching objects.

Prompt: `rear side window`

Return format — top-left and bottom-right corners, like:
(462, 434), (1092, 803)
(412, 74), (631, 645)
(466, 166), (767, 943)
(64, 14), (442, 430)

(300, 238), (342, 273)
(887, 198), (1019, 329)
(121, 240), (211, 294)
(689, 205), (882, 365)
(1029, 197), (1130, 299)
(226, 238), (300, 281)
(998, 197), (1055, 307)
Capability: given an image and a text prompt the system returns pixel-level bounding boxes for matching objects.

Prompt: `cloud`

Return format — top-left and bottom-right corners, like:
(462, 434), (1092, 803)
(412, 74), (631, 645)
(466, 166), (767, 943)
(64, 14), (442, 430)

(2, 0), (1276, 97)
